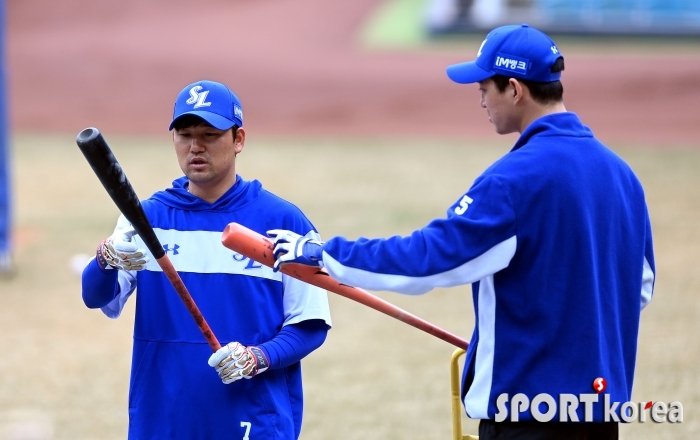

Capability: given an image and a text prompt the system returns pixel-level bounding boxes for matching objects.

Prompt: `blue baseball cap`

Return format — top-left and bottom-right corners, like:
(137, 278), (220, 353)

(446, 24), (563, 84)
(169, 80), (243, 130)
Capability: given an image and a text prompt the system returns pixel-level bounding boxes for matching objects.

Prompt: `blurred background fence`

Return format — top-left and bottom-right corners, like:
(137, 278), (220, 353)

(426, 0), (700, 35)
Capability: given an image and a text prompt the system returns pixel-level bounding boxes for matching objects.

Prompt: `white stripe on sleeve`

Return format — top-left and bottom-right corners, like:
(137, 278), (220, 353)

(322, 236), (517, 295)
(101, 270), (137, 319)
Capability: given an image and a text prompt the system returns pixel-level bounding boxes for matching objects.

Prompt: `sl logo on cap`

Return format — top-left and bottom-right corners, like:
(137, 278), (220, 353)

(477, 38), (487, 57)
(186, 85), (212, 109)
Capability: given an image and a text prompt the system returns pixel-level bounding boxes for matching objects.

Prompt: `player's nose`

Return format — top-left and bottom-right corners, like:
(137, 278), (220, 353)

(189, 136), (206, 152)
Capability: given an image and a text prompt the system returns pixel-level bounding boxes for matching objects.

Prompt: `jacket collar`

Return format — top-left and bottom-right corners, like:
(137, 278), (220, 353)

(150, 175), (262, 212)
(511, 112), (594, 152)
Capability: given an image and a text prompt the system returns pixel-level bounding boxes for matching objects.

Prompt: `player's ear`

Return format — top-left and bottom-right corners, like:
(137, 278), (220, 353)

(233, 127), (246, 154)
(510, 78), (524, 104)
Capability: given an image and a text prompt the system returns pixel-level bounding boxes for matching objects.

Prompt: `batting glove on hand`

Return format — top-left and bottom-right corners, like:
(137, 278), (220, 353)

(208, 342), (270, 384)
(96, 226), (149, 271)
(267, 229), (324, 272)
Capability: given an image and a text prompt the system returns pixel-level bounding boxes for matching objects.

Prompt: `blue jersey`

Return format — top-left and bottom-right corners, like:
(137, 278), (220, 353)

(89, 176), (331, 439)
(319, 113), (654, 422)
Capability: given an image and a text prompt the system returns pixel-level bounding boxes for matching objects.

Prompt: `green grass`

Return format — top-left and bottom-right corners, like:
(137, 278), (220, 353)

(1, 133), (699, 438)
(358, 0), (431, 50)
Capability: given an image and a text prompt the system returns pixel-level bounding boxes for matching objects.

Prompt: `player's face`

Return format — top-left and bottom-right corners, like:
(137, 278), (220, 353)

(478, 79), (519, 135)
(173, 123), (244, 190)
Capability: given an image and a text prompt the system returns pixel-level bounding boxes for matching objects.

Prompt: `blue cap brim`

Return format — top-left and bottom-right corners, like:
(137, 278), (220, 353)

(168, 111), (238, 131)
(446, 61), (494, 84)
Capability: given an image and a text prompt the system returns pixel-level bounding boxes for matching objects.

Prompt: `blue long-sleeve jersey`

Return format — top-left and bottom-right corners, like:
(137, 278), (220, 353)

(82, 176), (332, 439)
(319, 113), (655, 422)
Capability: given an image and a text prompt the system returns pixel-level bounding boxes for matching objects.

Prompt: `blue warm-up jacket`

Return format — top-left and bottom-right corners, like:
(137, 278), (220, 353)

(82, 176), (332, 439)
(319, 112), (655, 422)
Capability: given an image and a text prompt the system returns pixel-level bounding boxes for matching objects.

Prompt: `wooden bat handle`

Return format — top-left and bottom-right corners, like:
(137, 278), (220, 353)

(221, 223), (469, 350)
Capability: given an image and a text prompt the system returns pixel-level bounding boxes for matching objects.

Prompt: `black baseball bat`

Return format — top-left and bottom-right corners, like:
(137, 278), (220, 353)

(76, 127), (222, 351)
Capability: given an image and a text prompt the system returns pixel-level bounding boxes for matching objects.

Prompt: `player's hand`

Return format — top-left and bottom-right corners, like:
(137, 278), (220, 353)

(267, 229), (324, 272)
(96, 226), (149, 270)
(208, 342), (270, 384)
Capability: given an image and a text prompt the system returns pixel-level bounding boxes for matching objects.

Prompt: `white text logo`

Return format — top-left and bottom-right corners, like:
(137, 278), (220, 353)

(494, 393), (683, 423)
(454, 195), (473, 215)
(186, 86), (212, 108)
(494, 56), (527, 72)
(477, 39), (487, 57)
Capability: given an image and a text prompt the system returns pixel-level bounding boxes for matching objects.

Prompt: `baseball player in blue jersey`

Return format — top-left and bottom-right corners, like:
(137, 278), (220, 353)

(81, 80), (332, 439)
(268, 25), (654, 439)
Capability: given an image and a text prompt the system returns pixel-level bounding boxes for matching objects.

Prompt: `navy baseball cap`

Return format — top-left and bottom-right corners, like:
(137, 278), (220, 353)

(169, 80), (243, 130)
(446, 24), (563, 84)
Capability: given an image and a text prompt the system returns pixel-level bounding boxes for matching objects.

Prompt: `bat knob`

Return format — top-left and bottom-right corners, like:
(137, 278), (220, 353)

(76, 127), (101, 145)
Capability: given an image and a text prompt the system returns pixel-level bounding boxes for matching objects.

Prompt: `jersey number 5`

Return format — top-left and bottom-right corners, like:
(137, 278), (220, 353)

(454, 195), (473, 215)
(240, 421), (251, 440)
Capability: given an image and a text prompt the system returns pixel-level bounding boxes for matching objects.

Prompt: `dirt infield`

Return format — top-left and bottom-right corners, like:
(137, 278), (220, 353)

(7, 0), (700, 145)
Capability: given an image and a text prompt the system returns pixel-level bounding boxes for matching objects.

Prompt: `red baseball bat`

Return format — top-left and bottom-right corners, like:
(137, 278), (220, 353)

(221, 223), (469, 350)
(76, 127), (221, 352)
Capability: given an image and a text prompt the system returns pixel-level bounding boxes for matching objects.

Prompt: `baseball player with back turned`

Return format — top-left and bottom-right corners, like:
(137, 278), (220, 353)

(268, 25), (654, 440)
(81, 80), (332, 439)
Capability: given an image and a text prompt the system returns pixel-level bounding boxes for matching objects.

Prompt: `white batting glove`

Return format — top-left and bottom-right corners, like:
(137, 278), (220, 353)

(208, 342), (270, 384)
(96, 226), (149, 271)
(267, 229), (324, 272)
